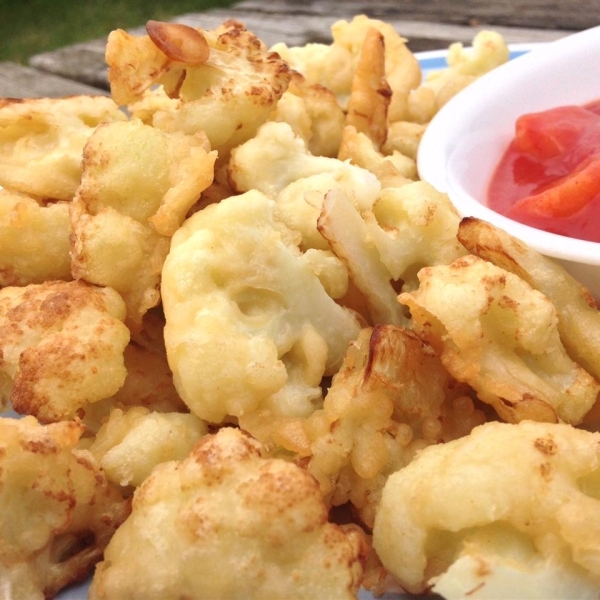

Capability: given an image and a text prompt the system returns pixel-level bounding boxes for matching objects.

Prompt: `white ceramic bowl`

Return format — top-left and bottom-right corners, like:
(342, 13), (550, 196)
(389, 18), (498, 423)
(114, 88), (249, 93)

(417, 26), (600, 300)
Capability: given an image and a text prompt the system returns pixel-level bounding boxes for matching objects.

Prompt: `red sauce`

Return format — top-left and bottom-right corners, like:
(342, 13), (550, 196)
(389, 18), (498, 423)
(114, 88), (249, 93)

(487, 99), (600, 242)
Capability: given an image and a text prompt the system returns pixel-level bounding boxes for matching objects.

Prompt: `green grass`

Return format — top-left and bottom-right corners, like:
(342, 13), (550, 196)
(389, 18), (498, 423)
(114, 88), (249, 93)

(0, 0), (238, 63)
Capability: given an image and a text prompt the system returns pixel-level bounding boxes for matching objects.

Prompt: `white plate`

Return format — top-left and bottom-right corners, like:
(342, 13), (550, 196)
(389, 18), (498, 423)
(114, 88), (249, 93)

(8, 43), (536, 600)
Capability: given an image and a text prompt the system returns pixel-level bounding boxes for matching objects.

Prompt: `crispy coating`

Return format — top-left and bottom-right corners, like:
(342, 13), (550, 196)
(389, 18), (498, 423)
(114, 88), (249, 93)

(0, 280), (130, 422)
(0, 96), (126, 201)
(87, 406), (207, 487)
(303, 325), (483, 528)
(272, 15), (421, 120)
(363, 181), (467, 292)
(0, 416), (130, 600)
(337, 125), (417, 186)
(318, 189), (409, 327)
(270, 71), (345, 157)
(229, 121), (381, 252)
(458, 217), (600, 384)
(107, 20), (292, 155)
(70, 118), (216, 329)
(89, 427), (368, 600)
(373, 421), (600, 595)
(406, 30), (509, 124)
(161, 190), (361, 423)
(345, 27), (391, 150)
(399, 255), (600, 424)
(0, 189), (71, 286)
(78, 328), (189, 434)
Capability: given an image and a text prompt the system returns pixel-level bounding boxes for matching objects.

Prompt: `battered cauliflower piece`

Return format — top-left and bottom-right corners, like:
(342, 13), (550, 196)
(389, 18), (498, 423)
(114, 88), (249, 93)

(79, 324), (189, 434)
(399, 255), (600, 424)
(0, 189), (71, 286)
(363, 181), (467, 292)
(272, 15), (421, 120)
(229, 121), (380, 202)
(406, 30), (509, 123)
(302, 325), (484, 528)
(161, 190), (361, 423)
(70, 118), (216, 329)
(0, 280), (130, 422)
(0, 96), (126, 201)
(270, 71), (345, 157)
(318, 189), (409, 327)
(87, 406), (208, 487)
(229, 121), (381, 251)
(107, 20), (292, 155)
(337, 126), (417, 185)
(373, 421), (600, 595)
(0, 416), (130, 600)
(89, 427), (368, 600)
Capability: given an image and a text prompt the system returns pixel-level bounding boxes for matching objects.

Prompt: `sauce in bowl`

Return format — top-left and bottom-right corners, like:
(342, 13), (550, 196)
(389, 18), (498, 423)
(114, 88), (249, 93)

(488, 100), (600, 243)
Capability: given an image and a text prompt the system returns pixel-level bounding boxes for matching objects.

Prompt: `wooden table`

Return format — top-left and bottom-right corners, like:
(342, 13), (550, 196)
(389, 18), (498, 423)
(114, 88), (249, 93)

(1, 0), (597, 99)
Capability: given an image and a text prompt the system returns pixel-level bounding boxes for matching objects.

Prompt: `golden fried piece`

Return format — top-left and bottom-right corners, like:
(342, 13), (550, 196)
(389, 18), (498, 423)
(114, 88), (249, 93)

(0, 189), (71, 286)
(406, 30), (509, 123)
(345, 27), (391, 150)
(78, 331), (189, 435)
(90, 427), (368, 600)
(458, 217), (600, 383)
(363, 181), (467, 292)
(272, 15), (421, 120)
(337, 125), (417, 185)
(303, 325), (483, 528)
(318, 189), (409, 327)
(70, 118), (216, 329)
(0, 280), (130, 422)
(270, 70), (345, 157)
(229, 121), (381, 251)
(373, 421), (600, 596)
(107, 20), (292, 155)
(399, 255), (600, 424)
(161, 190), (361, 423)
(0, 416), (130, 600)
(87, 406), (207, 487)
(0, 96), (126, 201)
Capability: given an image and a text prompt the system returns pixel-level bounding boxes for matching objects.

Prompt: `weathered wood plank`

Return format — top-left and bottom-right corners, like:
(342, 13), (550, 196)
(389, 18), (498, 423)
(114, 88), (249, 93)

(28, 0), (574, 91)
(232, 0), (599, 32)
(0, 61), (108, 99)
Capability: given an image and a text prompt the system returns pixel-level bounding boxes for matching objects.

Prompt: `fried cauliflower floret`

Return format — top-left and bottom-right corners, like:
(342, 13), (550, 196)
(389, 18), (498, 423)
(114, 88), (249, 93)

(78, 313), (188, 434)
(0, 416), (130, 600)
(338, 126), (417, 185)
(0, 189), (71, 286)
(0, 280), (130, 422)
(363, 181), (467, 292)
(406, 30), (509, 123)
(161, 190), (361, 423)
(318, 189), (409, 327)
(399, 255), (600, 424)
(229, 121), (379, 201)
(458, 216), (600, 385)
(87, 406), (207, 488)
(70, 118), (215, 329)
(271, 71), (345, 157)
(90, 427), (368, 600)
(302, 325), (483, 528)
(272, 15), (421, 119)
(107, 20), (292, 155)
(229, 121), (381, 252)
(0, 96), (126, 201)
(373, 421), (600, 596)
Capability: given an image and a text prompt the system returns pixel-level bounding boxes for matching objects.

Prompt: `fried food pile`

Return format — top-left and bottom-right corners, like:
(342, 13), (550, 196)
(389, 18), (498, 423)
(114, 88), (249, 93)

(1, 15), (599, 600)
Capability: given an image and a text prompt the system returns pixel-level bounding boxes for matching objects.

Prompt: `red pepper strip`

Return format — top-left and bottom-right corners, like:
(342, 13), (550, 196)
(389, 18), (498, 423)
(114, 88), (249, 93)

(509, 155), (600, 218)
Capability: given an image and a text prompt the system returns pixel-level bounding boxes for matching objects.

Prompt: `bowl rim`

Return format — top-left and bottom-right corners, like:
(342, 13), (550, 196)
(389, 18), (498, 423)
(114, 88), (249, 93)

(417, 26), (600, 266)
